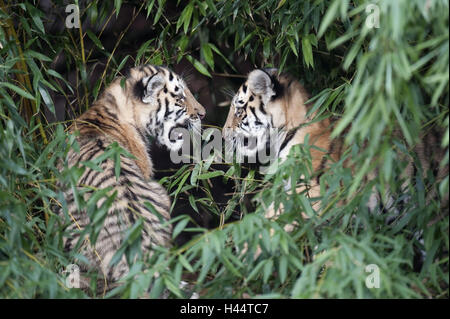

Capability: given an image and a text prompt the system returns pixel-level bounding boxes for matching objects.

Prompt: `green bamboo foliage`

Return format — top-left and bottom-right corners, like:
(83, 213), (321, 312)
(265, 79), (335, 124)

(0, 0), (448, 298)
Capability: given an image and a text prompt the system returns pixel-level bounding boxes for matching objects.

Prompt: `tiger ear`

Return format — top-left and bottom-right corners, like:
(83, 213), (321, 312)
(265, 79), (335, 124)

(142, 73), (165, 103)
(247, 69), (274, 96)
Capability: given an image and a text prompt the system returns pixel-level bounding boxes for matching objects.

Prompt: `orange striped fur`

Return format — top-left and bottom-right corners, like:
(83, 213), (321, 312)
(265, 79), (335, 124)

(59, 65), (205, 294)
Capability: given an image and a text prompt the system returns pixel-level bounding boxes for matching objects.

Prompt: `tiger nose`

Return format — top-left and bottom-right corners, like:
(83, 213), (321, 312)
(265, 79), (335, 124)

(197, 110), (205, 120)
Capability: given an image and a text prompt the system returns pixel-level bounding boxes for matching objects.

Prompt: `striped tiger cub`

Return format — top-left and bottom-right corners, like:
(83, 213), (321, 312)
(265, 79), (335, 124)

(223, 68), (340, 221)
(223, 68), (448, 222)
(58, 65), (205, 294)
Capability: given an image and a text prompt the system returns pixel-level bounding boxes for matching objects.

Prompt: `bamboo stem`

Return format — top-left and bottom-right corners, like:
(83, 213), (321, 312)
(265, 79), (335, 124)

(77, 4), (89, 111)
(0, 0), (48, 144)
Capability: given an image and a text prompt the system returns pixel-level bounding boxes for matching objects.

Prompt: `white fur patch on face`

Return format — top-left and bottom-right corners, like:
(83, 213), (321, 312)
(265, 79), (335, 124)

(228, 81), (274, 157)
(163, 107), (190, 151)
(166, 75), (186, 96)
(141, 68), (199, 153)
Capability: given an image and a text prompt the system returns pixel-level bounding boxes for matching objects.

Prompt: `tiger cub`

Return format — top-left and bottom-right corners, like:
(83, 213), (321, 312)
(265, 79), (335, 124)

(59, 65), (205, 294)
(223, 68), (341, 221)
(223, 68), (448, 221)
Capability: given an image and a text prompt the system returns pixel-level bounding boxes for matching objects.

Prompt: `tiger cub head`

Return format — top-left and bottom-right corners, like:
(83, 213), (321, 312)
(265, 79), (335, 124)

(127, 65), (205, 151)
(223, 68), (309, 161)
